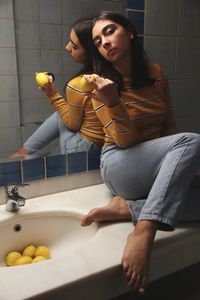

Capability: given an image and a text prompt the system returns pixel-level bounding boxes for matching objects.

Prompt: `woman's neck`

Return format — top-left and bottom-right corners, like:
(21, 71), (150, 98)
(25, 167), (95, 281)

(113, 54), (132, 81)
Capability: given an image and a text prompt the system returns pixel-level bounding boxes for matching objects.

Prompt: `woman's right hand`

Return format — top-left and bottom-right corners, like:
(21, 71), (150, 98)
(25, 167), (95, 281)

(83, 74), (121, 107)
(35, 72), (58, 98)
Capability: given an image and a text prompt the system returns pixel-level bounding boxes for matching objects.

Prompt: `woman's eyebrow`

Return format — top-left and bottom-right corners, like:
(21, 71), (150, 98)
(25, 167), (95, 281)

(70, 38), (77, 46)
(93, 23), (113, 41)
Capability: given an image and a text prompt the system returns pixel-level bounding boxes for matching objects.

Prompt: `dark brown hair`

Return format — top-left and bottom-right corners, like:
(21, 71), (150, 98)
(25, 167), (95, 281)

(91, 11), (154, 90)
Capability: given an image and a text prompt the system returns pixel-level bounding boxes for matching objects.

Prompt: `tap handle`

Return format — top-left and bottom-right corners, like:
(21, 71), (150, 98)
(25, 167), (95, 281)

(5, 185), (27, 206)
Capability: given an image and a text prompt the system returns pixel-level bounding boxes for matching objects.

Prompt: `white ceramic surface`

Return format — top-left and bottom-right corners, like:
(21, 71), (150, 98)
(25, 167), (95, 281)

(0, 210), (97, 267)
(0, 184), (200, 300)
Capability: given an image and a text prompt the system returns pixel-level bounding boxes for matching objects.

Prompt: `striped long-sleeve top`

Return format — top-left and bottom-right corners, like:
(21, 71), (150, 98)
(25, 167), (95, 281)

(48, 75), (104, 146)
(92, 64), (177, 148)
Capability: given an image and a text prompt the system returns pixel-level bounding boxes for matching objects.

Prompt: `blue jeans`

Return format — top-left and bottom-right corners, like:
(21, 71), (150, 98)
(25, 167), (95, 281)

(24, 112), (98, 154)
(100, 133), (200, 231)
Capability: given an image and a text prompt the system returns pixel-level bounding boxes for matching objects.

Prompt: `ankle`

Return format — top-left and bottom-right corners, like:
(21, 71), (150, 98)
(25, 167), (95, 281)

(134, 220), (158, 237)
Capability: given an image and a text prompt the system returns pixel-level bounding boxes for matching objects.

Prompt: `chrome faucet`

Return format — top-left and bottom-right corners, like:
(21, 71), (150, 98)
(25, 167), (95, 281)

(5, 185), (28, 212)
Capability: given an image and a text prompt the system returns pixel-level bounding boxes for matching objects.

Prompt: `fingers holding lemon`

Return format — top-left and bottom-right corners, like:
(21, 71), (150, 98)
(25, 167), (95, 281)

(80, 75), (95, 92)
(35, 72), (49, 87)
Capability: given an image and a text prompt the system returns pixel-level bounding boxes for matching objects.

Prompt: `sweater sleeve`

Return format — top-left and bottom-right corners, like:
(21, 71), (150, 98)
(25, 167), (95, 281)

(159, 69), (177, 136)
(92, 97), (139, 148)
(106, 101), (139, 147)
(48, 76), (86, 131)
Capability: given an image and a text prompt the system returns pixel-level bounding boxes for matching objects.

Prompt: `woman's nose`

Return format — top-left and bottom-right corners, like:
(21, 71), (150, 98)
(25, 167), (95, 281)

(102, 37), (110, 49)
(65, 42), (71, 52)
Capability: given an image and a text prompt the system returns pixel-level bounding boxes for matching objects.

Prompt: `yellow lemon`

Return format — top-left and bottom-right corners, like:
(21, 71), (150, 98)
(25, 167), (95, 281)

(22, 244), (36, 258)
(35, 72), (49, 87)
(6, 251), (22, 266)
(14, 256), (32, 266)
(35, 246), (51, 259)
(80, 76), (93, 92)
(32, 256), (47, 263)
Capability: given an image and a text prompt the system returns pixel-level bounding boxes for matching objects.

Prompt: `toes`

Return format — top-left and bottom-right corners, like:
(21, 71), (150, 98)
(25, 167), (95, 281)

(80, 217), (93, 226)
(138, 276), (148, 294)
(121, 262), (147, 295)
(121, 257), (129, 275)
(80, 208), (98, 226)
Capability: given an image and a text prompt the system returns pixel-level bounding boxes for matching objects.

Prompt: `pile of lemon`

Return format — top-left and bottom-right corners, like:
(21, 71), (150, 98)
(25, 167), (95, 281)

(6, 244), (51, 266)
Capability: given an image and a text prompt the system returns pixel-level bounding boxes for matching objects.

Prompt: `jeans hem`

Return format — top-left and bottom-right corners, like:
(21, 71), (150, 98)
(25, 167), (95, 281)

(138, 214), (175, 231)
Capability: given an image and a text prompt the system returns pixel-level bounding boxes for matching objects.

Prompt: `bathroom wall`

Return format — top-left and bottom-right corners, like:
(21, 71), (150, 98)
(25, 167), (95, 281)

(0, 0), (21, 157)
(144, 0), (200, 133)
(0, 0), (126, 158)
(0, 0), (200, 188)
(0, 0), (125, 187)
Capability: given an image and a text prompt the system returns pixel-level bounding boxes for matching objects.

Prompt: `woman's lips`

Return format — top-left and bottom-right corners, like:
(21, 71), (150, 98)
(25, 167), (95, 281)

(108, 48), (118, 57)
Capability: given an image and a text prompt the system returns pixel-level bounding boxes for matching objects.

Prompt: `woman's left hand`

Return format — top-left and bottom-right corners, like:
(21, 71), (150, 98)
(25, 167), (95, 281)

(35, 72), (58, 98)
(84, 74), (121, 107)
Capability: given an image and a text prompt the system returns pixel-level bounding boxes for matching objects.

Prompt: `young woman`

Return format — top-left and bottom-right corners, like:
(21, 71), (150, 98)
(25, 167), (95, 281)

(80, 12), (200, 294)
(12, 16), (104, 158)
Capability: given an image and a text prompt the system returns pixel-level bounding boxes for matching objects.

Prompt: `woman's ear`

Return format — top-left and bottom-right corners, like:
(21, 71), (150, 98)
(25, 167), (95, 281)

(130, 32), (134, 40)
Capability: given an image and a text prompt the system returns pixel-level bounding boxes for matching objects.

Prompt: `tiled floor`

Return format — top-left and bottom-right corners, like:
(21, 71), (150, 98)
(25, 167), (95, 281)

(112, 263), (200, 300)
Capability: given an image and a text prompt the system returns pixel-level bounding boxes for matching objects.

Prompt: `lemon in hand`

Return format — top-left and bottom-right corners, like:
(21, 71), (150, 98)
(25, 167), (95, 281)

(35, 72), (49, 87)
(14, 256), (32, 266)
(22, 244), (36, 258)
(6, 251), (22, 266)
(80, 76), (93, 92)
(35, 246), (51, 259)
(32, 256), (47, 263)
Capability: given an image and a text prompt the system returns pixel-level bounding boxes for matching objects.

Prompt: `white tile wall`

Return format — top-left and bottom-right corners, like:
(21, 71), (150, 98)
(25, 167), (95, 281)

(0, 127), (21, 153)
(0, 75), (19, 102)
(0, 102), (20, 127)
(144, 0), (200, 134)
(0, 0), (13, 18)
(17, 49), (41, 74)
(16, 22), (40, 49)
(14, 0), (39, 22)
(144, 36), (176, 79)
(0, 48), (17, 74)
(0, 19), (15, 47)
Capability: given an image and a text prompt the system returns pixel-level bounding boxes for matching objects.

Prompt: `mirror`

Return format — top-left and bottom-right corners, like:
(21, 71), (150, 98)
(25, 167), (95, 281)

(0, 0), (124, 162)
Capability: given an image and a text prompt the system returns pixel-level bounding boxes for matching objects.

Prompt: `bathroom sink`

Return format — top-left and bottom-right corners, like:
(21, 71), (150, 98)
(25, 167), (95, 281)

(0, 210), (97, 267)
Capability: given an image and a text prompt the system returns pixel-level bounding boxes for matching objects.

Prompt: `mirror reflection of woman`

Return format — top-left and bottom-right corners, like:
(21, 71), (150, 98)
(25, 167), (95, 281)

(12, 17), (104, 158)
(81, 11), (200, 294)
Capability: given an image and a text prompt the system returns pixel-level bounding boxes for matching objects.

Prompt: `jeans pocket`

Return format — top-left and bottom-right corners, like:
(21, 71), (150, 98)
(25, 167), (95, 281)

(64, 133), (93, 153)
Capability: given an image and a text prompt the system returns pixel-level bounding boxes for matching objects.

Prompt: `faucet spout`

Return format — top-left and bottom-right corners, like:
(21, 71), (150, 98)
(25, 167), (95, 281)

(5, 185), (27, 212)
(6, 199), (20, 212)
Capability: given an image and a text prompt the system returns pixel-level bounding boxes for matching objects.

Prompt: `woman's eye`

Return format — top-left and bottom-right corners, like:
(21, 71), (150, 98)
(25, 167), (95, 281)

(95, 40), (101, 48)
(106, 28), (114, 35)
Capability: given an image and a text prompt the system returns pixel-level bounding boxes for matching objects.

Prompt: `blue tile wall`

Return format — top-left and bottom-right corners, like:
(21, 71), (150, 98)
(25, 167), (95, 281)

(127, 0), (145, 10)
(88, 149), (101, 171)
(46, 155), (66, 178)
(22, 158), (45, 182)
(127, 10), (144, 35)
(0, 149), (101, 186)
(68, 151), (87, 174)
(127, 0), (145, 37)
(0, 161), (21, 186)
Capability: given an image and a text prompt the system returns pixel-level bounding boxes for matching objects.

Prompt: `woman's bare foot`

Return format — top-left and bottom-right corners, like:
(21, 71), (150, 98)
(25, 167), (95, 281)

(81, 196), (132, 226)
(121, 220), (157, 294)
(10, 147), (28, 158)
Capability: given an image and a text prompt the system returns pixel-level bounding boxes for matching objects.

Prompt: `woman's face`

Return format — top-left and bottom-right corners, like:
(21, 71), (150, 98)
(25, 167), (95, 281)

(92, 19), (133, 64)
(65, 29), (87, 64)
